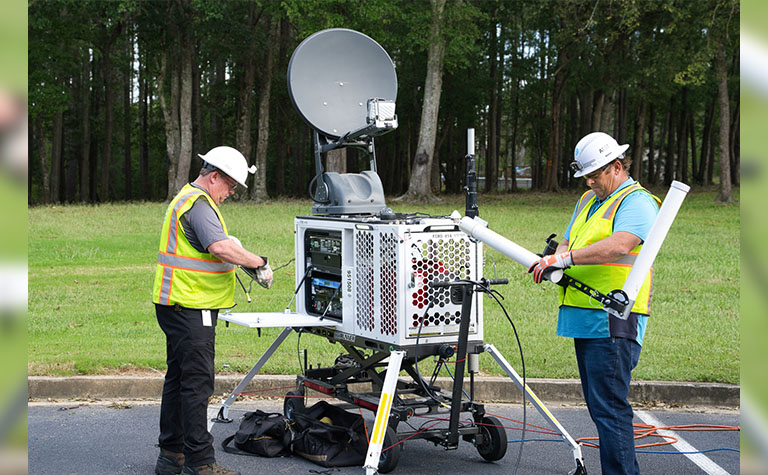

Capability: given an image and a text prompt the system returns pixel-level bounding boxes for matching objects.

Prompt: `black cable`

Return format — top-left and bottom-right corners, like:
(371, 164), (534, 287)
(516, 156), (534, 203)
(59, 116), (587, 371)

(320, 285), (340, 320)
(414, 299), (445, 406)
(272, 258), (295, 273)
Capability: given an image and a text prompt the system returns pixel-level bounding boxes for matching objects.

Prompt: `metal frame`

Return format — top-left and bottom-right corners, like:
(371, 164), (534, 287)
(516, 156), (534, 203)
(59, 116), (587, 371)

(213, 281), (587, 474)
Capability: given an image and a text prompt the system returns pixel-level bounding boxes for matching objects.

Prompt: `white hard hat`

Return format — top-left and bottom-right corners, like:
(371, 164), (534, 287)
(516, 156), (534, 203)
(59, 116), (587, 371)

(570, 132), (629, 178)
(198, 146), (257, 188)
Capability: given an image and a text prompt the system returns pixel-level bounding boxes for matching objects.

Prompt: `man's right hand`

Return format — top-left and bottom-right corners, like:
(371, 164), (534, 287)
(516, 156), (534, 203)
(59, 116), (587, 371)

(243, 264), (273, 289)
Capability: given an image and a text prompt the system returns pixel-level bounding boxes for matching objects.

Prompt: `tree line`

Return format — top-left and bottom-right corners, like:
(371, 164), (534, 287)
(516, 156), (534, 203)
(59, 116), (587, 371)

(29, 0), (739, 205)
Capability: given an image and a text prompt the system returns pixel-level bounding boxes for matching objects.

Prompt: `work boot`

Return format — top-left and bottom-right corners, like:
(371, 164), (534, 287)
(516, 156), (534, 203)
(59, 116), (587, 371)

(181, 463), (241, 475)
(155, 449), (185, 475)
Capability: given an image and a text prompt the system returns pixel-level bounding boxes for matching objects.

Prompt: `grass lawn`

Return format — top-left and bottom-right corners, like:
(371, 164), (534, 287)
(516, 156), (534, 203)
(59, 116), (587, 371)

(28, 188), (739, 384)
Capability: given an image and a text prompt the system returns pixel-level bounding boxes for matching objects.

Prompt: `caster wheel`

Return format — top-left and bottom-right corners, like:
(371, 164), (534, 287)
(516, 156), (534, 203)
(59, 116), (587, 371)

(376, 426), (401, 474)
(476, 415), (507, 462)
(283, 390), (304, 420)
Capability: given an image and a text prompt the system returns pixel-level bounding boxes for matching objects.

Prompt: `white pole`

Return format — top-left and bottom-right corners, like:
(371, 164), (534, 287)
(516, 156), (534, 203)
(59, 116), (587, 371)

(458, 215), (564, 284)
(608, 180), (690, 320)
(467, 128), (475, 156)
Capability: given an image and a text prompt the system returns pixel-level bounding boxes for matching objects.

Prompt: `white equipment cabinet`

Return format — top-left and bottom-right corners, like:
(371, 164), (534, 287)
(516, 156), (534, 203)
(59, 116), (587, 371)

(294, 215), (483, 351)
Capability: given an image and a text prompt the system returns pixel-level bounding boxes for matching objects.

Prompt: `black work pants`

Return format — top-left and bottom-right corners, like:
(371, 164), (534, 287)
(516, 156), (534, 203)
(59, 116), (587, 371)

(155, 304), (218, 467)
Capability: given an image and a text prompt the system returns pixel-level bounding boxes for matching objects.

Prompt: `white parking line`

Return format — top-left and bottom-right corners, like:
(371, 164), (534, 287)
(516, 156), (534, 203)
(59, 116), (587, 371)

(635, 410), (730, 475)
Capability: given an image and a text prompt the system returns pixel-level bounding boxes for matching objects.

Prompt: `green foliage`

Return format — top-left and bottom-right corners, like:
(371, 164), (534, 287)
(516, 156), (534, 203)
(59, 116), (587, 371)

(29, 192), (739, 384)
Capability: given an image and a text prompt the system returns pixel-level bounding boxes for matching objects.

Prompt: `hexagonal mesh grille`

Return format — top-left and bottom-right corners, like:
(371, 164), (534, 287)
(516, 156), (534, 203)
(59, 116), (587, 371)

(355, 230), (374, 332)
(379, 232), (398, 336)
(409, 235), (472, 333)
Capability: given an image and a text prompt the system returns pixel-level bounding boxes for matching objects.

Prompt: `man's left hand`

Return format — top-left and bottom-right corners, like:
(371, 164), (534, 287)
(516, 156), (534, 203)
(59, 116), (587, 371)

(528, 251), (573, 284)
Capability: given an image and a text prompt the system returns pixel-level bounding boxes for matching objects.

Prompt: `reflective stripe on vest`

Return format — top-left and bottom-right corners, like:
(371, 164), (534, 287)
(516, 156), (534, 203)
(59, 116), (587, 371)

(158, 251), (235, 273)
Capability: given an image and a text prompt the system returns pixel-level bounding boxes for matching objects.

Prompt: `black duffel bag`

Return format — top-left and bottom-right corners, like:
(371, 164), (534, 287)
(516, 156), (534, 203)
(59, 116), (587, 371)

(291, 400), (369, 467)
(221, 410), (293, 458)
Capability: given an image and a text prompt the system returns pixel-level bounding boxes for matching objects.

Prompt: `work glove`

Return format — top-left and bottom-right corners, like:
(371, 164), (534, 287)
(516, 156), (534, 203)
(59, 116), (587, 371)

(243, 257), (273, 289)
(528, 251), (573, 284)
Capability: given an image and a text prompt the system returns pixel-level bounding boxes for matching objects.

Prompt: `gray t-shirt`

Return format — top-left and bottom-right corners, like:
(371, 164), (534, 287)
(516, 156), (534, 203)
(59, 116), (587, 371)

(180, 187), (228, 253)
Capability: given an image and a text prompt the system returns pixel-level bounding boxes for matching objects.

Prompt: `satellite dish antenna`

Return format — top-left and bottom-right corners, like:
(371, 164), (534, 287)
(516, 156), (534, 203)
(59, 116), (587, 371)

(288, 28), (397, 139)
(287, 28), (399, 215)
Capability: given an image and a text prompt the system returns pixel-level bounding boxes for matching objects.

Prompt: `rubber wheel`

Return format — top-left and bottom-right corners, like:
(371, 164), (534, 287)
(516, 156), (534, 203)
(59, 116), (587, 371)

(476, 415), (507, 462)
(377, 426), (401, 474)
(283, 390), (304, 420)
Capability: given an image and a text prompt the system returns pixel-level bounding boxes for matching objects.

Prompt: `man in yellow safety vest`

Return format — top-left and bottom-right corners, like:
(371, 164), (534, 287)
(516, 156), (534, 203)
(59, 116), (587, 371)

(152, 146), (272, 475)
(528, 132), (660, 475)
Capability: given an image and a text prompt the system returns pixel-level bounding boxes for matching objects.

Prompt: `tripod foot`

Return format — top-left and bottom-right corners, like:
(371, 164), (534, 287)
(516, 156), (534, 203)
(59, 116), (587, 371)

(568, 459), (587, 475)
(211, 406), (232, 424)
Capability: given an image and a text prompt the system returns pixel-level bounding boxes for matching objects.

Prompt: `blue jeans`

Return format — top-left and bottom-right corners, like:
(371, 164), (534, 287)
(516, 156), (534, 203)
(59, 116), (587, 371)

(574, 337), (641, 475)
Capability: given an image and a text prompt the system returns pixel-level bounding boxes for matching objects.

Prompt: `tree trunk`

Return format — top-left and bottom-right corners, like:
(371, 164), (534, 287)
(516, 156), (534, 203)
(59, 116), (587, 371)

(37, 114), (50, 203)
(158, 50), (181, 199)
(730, 103), (739, 186)
(326, 148), (347, 174)
(80, 53), (91, 203)
(139, 56), (149, 198)
(592, 90), (604, 131)
(211, 59), (225, 149)
(123, 30), (133, 201)
(274, 16), (290, 196)
(698, 96), (715, 184)
(191, 50), (202, 181)
(715, 42), (733, 203)
(237, 5), (258, 193)
(251, 18), (277, 201)
(706, 124), (716, 186)
(676, 88), (688, 184)
(174, 37), (194, 192)
(545, 45), (568, 192)
(647, 103), (655, 184)
(51, 109), (63, 203)
(486, 10), (498, 193)
(631, 99), (647, 181)
(402, 0), (447, 201)
(579, 90), (594, 137)
(664, 97), (676, 186)
(101, 44), (113, 202)
(495, 23), (504, 192)
(689, 107), (698, 183)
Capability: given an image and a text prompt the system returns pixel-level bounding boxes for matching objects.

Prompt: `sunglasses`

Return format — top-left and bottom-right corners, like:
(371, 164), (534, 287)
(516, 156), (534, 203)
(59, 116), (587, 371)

(583, 160), (615, 180)
(221, 174), (238, 191)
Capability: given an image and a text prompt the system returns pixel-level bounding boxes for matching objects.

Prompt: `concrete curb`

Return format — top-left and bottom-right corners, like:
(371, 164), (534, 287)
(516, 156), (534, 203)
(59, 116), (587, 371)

(28, 375), (739, 409)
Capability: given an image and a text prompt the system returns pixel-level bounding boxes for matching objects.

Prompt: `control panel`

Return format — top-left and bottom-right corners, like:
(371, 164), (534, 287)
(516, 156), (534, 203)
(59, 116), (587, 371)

(305, 230), (343, 319)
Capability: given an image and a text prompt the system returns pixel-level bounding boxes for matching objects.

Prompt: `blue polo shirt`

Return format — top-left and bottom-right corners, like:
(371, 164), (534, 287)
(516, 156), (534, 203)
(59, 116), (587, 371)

(557, 178), (659, 345)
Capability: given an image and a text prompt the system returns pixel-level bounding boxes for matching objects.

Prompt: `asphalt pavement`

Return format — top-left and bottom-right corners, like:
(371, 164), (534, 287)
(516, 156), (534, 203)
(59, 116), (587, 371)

(28, 400), (739, 475)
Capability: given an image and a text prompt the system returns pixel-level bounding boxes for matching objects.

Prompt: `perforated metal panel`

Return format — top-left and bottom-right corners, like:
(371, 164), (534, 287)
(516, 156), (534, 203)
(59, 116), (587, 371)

(379, 232), (399, 336)
(355, 230), (375, 332)
(407, 234), (475, 338)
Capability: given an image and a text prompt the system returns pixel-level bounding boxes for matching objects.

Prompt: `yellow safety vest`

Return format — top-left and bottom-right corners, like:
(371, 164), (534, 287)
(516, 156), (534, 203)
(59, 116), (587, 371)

(558, 183), (661, 315)
(152, 184), (235, 309)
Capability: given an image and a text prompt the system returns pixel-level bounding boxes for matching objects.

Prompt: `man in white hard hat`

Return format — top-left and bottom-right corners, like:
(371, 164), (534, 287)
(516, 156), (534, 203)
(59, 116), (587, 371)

(528, 132), (661, 475)
(152, 146), (273, 475)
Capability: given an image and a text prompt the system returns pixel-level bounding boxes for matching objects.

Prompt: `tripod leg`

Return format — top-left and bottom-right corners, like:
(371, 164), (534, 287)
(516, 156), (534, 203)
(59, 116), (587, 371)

(484, 344), (586, 473)
(207, 327), (293, 432)
(364, 350), (405, 475)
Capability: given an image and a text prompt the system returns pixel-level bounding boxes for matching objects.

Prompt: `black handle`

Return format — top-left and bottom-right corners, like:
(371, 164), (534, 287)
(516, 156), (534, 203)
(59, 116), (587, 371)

(485, 278), (508, 286)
